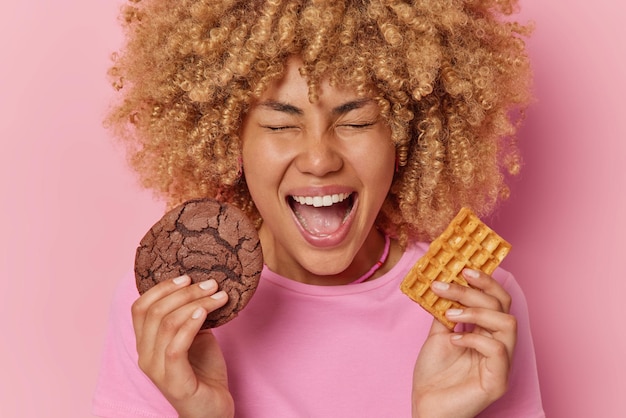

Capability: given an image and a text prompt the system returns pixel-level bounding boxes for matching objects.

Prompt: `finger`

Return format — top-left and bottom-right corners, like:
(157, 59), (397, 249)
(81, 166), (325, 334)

(430, 272), (510, 312)
(445, 308), (517, 360)
(159, 306), (221, 399)
(166, 292), (228, 376)
(430, 277), (503, 313)
(449, 333), (511, 397)
(132, 275), (192, 341)
(148, 289), (227, 356)
(426, 315), (454, 336)
(138, 279), (221, 357)
(140, 290), (228, 379)
(462, 269), (512, 313)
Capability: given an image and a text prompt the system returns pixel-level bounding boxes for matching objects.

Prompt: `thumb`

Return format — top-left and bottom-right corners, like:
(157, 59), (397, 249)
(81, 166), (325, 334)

(427, 316), (455, 337)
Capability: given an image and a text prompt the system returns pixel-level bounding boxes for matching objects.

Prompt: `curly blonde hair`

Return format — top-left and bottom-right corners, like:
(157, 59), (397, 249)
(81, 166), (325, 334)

(106, 0), (532, 242)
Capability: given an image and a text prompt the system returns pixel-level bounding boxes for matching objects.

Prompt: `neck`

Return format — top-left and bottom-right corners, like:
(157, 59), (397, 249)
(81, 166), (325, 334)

(350, 234), (391, 284)
(259, 227), (395, 286)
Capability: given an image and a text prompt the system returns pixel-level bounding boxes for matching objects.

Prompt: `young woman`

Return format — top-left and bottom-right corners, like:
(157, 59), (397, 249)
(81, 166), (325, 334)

(93, 0), (544, 416)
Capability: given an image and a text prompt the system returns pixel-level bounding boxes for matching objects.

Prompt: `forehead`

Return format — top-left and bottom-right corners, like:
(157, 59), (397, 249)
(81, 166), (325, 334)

(253, 56), (374, 109)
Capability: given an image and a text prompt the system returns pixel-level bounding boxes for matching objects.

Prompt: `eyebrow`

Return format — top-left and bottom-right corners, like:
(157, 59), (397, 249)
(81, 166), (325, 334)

(258, 98), (374, 116)
(331, 98), (373, 115)
(259, 101), (303, 115)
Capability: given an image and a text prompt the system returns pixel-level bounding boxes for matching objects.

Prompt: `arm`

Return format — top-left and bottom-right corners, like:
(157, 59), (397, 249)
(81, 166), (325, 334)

(411, 268), (523, 418)
(131, 275), (235, 418)
(92, 270), (235, 418)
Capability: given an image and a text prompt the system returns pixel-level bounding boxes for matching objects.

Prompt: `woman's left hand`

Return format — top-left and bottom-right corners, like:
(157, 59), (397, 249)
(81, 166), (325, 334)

(411, 268), (517, 418)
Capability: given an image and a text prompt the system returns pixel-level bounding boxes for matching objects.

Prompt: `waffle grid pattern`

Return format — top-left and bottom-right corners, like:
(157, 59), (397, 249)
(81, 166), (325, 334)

(400, 207), (512, 329)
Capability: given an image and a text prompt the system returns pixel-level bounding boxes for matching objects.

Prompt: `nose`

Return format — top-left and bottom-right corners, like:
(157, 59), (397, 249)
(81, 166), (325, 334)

(294, 132), (344, 177)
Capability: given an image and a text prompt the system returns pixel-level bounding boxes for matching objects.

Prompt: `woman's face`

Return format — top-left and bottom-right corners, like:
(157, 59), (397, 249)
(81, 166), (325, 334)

(241, 57), (395, 285)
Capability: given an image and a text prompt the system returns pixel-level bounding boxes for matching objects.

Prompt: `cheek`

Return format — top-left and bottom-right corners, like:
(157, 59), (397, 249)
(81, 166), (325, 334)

(370, 158), (395, 194)
(354, 139), (395, 179)
(241, 138), (289, 212)
(354, 141), (395, 204)
(243, 141), (282, 182)
(241, 135), (265, 199)
(241, 147), (265, 197)
(241, 127), (267, 177)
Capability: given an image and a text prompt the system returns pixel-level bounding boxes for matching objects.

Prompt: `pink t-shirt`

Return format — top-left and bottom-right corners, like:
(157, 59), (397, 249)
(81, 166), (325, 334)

(92, 242), (544, 417)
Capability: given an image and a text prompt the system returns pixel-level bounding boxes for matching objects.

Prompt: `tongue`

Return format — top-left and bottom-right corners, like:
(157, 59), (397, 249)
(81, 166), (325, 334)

(293, 200), (350, 236)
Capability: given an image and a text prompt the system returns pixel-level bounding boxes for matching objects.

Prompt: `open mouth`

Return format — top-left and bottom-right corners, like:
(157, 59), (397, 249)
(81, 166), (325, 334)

(289, 192), (355, 237)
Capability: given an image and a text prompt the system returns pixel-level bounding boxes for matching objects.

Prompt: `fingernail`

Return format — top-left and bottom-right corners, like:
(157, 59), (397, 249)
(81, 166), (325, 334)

(191, 307), (205, 319)
(173, 275), (190, 285)
(210, 290), (227, 300)
(199, 279), (217, 291)
(446, 308), (463, 316)
(463, 268), (480, 279)
(450, 334), (463, 341)
(431, 281), (449, 291)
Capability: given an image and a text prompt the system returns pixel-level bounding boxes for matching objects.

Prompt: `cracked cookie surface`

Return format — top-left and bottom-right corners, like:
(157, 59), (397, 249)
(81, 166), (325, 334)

(134, 198), (263, 328)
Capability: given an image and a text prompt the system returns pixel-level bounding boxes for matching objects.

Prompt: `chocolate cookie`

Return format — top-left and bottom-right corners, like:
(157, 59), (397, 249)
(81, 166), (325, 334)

(134, 198), (263, 328)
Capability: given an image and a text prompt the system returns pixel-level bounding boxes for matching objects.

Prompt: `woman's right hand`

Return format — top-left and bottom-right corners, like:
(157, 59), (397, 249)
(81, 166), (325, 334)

(131, 275), (234, 418)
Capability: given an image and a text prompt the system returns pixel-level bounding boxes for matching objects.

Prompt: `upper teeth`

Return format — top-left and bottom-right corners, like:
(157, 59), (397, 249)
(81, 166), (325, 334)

(291, 193), (351, 207)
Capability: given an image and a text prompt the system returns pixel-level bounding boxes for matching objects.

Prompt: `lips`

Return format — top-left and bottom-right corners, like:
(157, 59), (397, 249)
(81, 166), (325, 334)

(289, 192), (355, 237)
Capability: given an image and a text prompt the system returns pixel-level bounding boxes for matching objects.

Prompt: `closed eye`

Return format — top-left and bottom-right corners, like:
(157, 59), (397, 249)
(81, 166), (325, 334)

(337, 121), (377, 129)
(261, 125), (298, 131)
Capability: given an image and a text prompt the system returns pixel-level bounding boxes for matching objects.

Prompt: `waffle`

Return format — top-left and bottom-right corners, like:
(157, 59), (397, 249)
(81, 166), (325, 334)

(400, 207), (511, 329)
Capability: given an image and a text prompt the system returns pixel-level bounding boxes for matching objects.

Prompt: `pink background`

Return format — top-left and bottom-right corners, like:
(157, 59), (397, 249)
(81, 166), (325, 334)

(1, 1), (624, 417)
